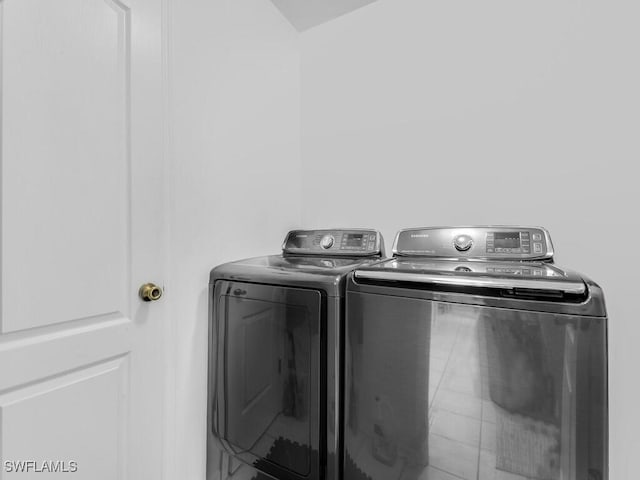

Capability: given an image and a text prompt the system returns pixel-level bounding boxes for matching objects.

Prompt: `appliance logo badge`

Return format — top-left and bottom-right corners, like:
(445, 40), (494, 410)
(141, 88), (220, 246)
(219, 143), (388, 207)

(410, 234), (430, 238)
(295, 234), (308, 238)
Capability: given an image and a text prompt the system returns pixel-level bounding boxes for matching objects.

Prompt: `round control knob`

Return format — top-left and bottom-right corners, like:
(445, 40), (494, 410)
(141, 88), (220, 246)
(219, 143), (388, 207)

(453, 234), (473, 252)
(320, 235), (335, 249)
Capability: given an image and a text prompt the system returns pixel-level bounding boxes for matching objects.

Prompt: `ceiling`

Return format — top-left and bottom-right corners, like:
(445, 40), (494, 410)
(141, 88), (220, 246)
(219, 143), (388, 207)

(269, 0), (377, 31)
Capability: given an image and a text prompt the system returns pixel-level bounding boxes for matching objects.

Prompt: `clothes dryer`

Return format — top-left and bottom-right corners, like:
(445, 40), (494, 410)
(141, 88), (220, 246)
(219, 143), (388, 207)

(345, 226), (607, 480)
(208, 229), (385, 480)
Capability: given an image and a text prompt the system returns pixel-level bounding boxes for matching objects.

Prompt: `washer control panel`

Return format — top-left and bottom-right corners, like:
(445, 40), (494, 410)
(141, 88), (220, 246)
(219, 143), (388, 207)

(283, 229), (384, 256)
(393, 226), (553, 260)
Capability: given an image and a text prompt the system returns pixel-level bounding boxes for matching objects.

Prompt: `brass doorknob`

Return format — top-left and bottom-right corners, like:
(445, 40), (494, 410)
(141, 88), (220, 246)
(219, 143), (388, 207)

(139, 283), (163, 302)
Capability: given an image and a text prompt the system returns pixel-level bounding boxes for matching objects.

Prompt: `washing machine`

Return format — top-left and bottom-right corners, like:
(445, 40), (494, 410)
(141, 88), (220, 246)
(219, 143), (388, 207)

(207, 229), (385, 480)
(344, 226), (607, 480)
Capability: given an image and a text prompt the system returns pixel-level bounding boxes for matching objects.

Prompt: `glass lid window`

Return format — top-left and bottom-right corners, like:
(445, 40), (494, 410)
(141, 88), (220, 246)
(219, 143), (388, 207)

(493, 232), (521, 248)
(214, 283), (322, 479)
(345, 297), (607, 480)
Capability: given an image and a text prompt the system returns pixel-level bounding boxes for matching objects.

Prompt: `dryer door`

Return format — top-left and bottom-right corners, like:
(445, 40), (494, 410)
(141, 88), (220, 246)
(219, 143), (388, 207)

(211, 280), (324, 480)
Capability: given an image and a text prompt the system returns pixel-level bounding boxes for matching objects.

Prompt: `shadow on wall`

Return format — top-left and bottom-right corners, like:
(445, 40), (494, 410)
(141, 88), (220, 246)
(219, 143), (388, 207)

(269, 0), (378, 31)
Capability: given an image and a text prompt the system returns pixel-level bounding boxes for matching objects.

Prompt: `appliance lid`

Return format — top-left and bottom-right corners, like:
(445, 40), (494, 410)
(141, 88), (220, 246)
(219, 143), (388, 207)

(392, 226), (554, 262)
(354, 258), (586, 296)
(229, 254), (381, 274)
(210, 254), (386, 294)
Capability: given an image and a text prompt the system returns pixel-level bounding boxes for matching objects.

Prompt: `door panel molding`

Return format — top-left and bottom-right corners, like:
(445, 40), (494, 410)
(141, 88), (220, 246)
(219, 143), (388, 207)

(0, 314), (131, 393)
(0, 355), (130, 480)
(0, 0), (133, 333)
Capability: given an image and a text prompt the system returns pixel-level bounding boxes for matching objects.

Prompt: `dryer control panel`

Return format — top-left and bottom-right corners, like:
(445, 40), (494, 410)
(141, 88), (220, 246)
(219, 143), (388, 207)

(283, 229), (384, 257)
(393, 226), (553, 261)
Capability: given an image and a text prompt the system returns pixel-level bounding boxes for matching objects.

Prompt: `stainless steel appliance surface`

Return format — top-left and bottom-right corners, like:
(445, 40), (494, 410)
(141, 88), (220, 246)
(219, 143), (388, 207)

(345, 226), (607, 480)
(207, 229), (385, 480)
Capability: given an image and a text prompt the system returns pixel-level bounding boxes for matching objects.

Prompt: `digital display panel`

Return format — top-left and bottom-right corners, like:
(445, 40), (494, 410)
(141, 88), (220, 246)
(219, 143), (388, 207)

(494, 232), (520, 248)
(344, 233), (365, 247)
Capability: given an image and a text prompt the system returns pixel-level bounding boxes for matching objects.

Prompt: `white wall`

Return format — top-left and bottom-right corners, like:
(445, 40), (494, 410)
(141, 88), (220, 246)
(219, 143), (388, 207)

(168, 1), (300, 477)
(301, 0), (639, 477)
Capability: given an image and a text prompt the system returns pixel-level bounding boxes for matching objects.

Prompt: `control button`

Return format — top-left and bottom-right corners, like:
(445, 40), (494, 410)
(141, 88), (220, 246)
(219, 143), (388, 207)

(455, 266), (472, 272)
(368, 242), (375, 250)
(533, 243), (543, 253)
(532, 233), (542, 241)
(369, 234), (376, 241)
(320, 235), (335, 249)
(486, 248), (494, 253)
(453, 234), (473, 252)
(521, 232), (530, 238)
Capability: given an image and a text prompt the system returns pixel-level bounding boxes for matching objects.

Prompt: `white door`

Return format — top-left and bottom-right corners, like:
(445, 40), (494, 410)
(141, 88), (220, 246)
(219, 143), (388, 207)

(0, 0), (167, 478)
